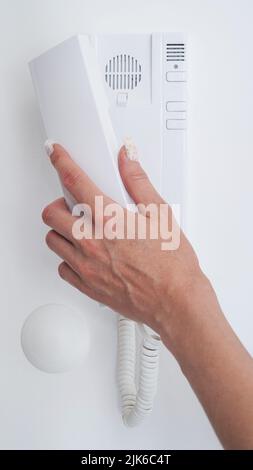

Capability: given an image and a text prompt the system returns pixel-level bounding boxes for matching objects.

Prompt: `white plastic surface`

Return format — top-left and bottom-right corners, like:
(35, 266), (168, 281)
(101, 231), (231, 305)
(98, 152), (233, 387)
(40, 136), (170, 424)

(30, 32), (187, 211)
(21, 304), (90, 373)
(96, 32), (187, 212)
(29, 36), (131, 210)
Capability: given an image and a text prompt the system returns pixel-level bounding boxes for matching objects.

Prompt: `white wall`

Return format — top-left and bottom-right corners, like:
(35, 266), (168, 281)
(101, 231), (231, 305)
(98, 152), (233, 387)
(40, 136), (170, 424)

(0, 0), (252, 450)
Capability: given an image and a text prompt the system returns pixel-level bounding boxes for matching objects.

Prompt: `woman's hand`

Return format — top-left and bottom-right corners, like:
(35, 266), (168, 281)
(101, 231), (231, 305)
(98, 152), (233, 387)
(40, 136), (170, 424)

(42, 143), (205, 349)
(42, 143), (253, 449)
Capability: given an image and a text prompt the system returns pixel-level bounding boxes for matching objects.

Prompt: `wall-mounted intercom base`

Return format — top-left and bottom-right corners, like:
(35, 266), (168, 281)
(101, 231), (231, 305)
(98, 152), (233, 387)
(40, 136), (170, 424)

(29, 32), (187, 426)
(30, 32), (187, 209)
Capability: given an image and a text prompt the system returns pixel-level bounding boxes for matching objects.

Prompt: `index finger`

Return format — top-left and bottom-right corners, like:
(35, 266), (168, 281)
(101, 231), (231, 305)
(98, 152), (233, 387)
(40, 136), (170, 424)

(46, 143), (113, 212)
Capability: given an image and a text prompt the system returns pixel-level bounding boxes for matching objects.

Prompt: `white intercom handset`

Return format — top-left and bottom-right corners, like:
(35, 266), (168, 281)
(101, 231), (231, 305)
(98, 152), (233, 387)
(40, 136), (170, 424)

(30, 36), (131, 209)
(30, 33), (187, 426)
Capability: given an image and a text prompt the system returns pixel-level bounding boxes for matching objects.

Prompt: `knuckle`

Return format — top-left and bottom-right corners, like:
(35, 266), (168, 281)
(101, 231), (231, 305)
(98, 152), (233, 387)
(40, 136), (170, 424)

(81, 238), (97, 256)
(82, 263), (96, 281)
(61, 169), (82, 191)
(74, 256), (85, 275)
(128, 164), (147, 182)
(45, 230), (55, 247)
(42, 204), (54, 224)
(58, 263), (66, 278)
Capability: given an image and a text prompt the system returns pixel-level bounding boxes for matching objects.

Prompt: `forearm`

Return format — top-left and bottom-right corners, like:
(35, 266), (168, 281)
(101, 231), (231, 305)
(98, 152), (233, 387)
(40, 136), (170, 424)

(160, 274), (253, 449)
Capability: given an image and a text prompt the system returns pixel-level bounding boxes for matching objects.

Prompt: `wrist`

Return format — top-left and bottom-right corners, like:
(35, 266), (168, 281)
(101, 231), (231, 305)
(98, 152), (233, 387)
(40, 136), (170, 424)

(158, 271), (221, 360)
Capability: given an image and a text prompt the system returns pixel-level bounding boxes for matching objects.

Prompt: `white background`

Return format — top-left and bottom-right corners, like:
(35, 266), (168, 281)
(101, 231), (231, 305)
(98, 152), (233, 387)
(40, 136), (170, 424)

(0, 0), (252, 450)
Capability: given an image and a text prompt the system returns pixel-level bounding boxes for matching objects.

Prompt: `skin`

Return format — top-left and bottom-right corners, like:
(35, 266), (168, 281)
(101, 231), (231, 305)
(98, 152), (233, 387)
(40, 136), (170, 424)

(42, 143), (253, 449)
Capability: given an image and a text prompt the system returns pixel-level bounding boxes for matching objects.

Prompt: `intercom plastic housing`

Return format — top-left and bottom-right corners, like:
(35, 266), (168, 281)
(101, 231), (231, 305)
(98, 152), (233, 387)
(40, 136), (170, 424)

(29, 33), (187, 425)
(95, 32), (187, 205)
(30, 33), (187, 208)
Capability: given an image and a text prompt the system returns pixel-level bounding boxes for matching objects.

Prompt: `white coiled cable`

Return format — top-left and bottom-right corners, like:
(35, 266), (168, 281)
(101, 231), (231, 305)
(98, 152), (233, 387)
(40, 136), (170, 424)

(118, 315), (161, 427)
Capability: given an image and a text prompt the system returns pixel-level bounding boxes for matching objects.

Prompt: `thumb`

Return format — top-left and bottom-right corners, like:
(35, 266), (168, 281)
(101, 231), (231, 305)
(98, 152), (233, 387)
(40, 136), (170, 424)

(118, 142), (164, 206)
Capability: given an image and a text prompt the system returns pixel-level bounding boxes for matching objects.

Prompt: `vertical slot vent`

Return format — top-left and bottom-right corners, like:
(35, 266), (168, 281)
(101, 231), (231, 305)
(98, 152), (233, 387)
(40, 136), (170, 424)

(166, 44), (185, 62)
(105, 55), (142, 90)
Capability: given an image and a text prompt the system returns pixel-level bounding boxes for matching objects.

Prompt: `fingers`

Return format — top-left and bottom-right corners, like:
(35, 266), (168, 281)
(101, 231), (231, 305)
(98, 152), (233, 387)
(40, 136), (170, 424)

(46, 230), (84, 274)
(58, 261), (84, 292)
(42, 197), (75, 243)
(47, 231), (113, 307)
(118, 146), (164, 206)
(58, 261), (111, 305)
(48, 144), (113, 210)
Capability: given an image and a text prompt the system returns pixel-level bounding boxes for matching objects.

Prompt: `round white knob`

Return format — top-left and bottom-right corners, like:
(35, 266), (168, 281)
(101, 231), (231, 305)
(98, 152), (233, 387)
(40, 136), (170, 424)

(21, 304), (90, 373)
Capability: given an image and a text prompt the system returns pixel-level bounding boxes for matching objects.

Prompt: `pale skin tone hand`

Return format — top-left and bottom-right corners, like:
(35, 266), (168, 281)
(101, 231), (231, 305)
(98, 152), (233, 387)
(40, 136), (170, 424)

(42, 144), (253, 449)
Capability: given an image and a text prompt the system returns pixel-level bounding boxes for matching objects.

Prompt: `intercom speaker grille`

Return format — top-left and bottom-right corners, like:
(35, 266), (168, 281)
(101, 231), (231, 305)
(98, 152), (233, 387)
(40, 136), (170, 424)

(166, 44), (185, 62)
(105, 55), (142, 91)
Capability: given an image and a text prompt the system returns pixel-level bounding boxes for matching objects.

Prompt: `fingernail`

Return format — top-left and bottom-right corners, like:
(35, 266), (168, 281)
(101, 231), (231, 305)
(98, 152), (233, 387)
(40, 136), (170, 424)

(44, 139), (55, 158)
(123, 137), (139, 161)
